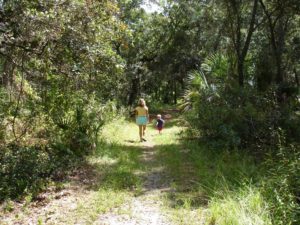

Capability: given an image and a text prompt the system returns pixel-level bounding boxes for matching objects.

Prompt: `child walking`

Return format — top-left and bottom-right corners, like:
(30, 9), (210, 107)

(135, 98), (149, 142)
(156, 114), (165, 134)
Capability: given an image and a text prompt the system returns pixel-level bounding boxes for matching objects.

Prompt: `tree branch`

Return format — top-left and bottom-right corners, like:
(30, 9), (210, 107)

(241, 0), (258, 59)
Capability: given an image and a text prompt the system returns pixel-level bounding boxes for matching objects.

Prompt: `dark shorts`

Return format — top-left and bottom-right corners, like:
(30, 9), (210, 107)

(157, 126), (163, 131)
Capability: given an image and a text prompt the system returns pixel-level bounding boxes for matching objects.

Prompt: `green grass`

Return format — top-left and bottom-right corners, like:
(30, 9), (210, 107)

(68, 117), (147, 223)
(153, 118), (273, 225)
(1, 114), (278, 224)
(73, 188), (130, 223)
(36, 117), (147, 224)
(208, 187), (271, 225)
(94, 115), (273, 225)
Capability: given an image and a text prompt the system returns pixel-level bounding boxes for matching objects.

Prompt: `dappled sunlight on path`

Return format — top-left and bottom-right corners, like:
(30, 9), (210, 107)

(1, 112), (201, 225)
(97, 121), (176, 225)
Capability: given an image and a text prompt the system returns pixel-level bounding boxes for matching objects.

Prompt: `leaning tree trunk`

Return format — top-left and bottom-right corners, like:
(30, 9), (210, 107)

(228, 0), (258, 87)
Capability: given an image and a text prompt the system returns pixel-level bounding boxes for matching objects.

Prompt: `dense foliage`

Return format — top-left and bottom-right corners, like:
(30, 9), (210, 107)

(0, 0), (122, 199)
(0, 0), (299, 223)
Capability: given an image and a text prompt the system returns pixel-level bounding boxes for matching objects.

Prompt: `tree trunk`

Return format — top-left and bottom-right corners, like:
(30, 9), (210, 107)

(274, 17), (286, 85)
(237, 59), (244, 87)
(1, 59), (15, 88)
(174, 80), (177, 104)
(228, 0), (258, 87)
(294, 68), (299, 88)
(1, 59), (8, 87)
(259, 0), (287, 86)
(128, 77), (139, 105)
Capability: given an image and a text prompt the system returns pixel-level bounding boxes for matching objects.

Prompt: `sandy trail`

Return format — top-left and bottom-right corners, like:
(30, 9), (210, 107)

(1, 118), (177, 225)
(97, 140), (172, 225)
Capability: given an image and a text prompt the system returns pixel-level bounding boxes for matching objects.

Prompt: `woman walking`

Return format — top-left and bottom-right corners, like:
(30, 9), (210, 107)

(135, 98), (149, 142)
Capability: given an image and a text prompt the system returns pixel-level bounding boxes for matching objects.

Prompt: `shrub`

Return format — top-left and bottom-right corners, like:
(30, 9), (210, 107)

(183, 65), (298, 152)
(0, 93), (118, 200)
(0, 145), (52, 200)
(0, 88), (10, 144)
(182, 54), (300, 224)
(50, 97), (117, 156)
(262, 144), (300, 225)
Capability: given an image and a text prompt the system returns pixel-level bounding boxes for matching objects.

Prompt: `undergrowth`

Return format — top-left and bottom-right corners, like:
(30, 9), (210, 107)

(1, 114), (298, 224)
(155, 116), (298, 225)
(158, 139), (272, 225)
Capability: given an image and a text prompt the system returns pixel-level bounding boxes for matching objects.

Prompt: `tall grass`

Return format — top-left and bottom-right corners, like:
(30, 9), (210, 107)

(2, 115), (297, 224)
(155, 119), (274, 225)
(51, 118), (147, 223)
(208, 187), (271, 225)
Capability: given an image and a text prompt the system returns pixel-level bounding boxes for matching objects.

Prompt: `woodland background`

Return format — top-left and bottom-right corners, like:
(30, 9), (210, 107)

(0, 0), (299, 224)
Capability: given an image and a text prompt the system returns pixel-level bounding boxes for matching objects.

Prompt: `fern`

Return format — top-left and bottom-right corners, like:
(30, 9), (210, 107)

(181, 53), (229, 111)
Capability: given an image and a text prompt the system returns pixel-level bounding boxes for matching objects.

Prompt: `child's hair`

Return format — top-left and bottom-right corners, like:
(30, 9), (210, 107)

(138, 98), (146, 107)
(157, 114), (161, 119)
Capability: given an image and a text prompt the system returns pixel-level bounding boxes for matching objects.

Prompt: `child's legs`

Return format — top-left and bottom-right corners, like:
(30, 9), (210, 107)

(158, 127), (162, 134)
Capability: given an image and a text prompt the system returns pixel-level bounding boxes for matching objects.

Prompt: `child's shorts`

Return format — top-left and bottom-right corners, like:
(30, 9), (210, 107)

(157, 126), (163, 131)
(136, 116), (148, 125)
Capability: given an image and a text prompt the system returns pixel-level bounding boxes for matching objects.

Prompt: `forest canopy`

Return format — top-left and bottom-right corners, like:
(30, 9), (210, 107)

(0, 0), (299, 224)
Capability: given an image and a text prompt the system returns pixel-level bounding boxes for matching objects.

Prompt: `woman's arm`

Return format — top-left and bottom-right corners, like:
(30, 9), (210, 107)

(146, 109), (149, 122)
(132, 107), (137, 118)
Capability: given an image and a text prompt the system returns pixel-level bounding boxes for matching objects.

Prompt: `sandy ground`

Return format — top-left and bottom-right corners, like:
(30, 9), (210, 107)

(97, 141), (172, 225)
(1, 137), (173, 225)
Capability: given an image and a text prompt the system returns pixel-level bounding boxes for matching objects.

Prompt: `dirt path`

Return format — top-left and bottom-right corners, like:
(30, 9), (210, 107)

(97, 140), (172, 225)
(0, 165), (103, 224)
(1, 121), (175, 225)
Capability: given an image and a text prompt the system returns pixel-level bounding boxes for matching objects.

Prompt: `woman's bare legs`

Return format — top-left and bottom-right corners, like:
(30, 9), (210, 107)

(139, 125), (143, 141)
(138, 124), (147, 142)
(142, 125), (146, 137)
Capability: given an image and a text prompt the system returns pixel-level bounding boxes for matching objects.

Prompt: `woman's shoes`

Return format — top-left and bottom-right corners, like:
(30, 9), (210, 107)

(140, 138), (147, 142)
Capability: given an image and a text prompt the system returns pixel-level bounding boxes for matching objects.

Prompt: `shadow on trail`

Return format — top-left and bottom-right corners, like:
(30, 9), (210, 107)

(98, 138), (258, 212)
(72, 114), (257, 214)
(80, 141), (180, 195)
(69, 116), (209, 211)
(154, 139), (260, 211)
(69, 117), (186, 199)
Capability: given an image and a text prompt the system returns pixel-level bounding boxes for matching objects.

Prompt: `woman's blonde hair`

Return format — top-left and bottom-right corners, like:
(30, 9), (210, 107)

(138, 98), (146, 107)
